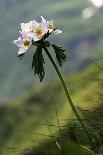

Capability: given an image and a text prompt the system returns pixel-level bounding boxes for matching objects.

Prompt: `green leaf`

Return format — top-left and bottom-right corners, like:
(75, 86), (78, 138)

(51, 44), (66, 66)
(32, 46), (45, 82)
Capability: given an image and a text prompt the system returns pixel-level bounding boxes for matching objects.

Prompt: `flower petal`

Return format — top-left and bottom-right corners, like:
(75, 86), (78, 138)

(53, 29), (62, 34)
(21, 21), (33, 33)
(26, 32), (35, 38)
(13, 37), (23, 47)
(47, 20), (54, 25)
(18, 48), (27, 55)
(32, 20), (39, 30)
(47, 20), (54, 32)
(41, 16), (46, 23)
(21, 23), (26, 31)
(33, 36), (40, 41)
(41, 22), (48, 34)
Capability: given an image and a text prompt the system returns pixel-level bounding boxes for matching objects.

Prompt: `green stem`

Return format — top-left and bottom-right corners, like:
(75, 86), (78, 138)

(43, 45), (95, 150)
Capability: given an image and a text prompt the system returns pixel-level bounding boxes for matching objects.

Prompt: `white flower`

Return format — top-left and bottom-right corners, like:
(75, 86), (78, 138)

(41, 16), (62, 34)
(41, 16), (54, 33)
(13, 17), (62, 55)
(13, 35), (32, 55)
(21, 21), (32, 34)
(47, 20), (54, 33)
(27, 20), (48, 41)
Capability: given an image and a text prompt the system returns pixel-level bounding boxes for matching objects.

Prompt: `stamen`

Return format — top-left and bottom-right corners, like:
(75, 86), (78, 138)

(48, 24), (54, 29)
(35, 27), (42, 37)
(23, 40), (30, 47)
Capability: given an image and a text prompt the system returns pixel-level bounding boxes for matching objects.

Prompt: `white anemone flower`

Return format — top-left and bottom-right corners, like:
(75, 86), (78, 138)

(41, 16), (62, 34)
(47, 20), (54, 33)
(21, 21), (33, 34)
(13, 35), (32, 55)
(27, 20), (48, 41)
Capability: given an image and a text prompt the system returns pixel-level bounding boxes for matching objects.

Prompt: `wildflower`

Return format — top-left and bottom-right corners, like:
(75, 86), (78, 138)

(13, 16), (65, 81)
(21, 21), (32, 34)
(13, 35), (32, 55)
(13, 17), (95, 150)
(29, 20), (48, 41)
(41, 16), (62, 34)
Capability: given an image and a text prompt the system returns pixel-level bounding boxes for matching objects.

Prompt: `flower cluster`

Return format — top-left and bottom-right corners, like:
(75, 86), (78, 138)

(13, 16), (66, 82)
(13, 16), (62, 55)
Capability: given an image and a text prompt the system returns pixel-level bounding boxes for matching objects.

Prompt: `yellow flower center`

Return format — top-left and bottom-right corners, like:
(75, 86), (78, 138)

(48, 24), (54, 29)
(23, 40), (30, 47)
(35, 27), (42, 37)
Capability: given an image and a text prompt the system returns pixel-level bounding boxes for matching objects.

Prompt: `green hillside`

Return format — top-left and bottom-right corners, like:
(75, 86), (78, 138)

(0, 0), (103, 100)
(0, 55), (103, 155)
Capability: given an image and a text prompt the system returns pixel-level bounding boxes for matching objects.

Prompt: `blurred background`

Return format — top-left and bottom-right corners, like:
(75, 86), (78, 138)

(0, 0), (103, 154)
(0, 0), (103, 101)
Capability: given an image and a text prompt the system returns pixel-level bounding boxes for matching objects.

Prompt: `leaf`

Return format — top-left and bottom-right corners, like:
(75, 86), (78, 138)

(32, 46), (45, 82)
(51, 44), (66, 66)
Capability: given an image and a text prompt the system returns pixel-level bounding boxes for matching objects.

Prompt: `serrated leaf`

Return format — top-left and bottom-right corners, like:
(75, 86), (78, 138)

(52, 44), (66, 66)
(32, 46), (45, 82)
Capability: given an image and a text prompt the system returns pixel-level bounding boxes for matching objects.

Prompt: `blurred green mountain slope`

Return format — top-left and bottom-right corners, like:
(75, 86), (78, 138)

(0, 56), (103, 155)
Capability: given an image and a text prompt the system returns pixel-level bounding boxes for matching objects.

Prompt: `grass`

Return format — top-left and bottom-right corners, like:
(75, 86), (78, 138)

(0, 55), (103, 154)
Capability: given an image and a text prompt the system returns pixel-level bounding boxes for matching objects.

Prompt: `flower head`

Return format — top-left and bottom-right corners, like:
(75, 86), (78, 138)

(13, 16), (63, 58)
(30, 20), (48, 41)
(13, 35), (32, 55)
(14, 17), (62, 51)
(41, 16), (62, 34)
(21, 21), (32, 34)
(13, 17), (64, 81)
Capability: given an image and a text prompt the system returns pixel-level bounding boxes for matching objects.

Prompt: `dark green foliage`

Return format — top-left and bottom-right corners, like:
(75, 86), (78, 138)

(32, 46), (45, 82)
(52, 44), (66, 66)
(17, 40), (66, 82)
(61, 142), (93, 155)
(43, 31), (51, 40)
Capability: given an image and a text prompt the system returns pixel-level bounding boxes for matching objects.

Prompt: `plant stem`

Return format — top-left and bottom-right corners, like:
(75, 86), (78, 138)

(43, 45), (95, 150)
